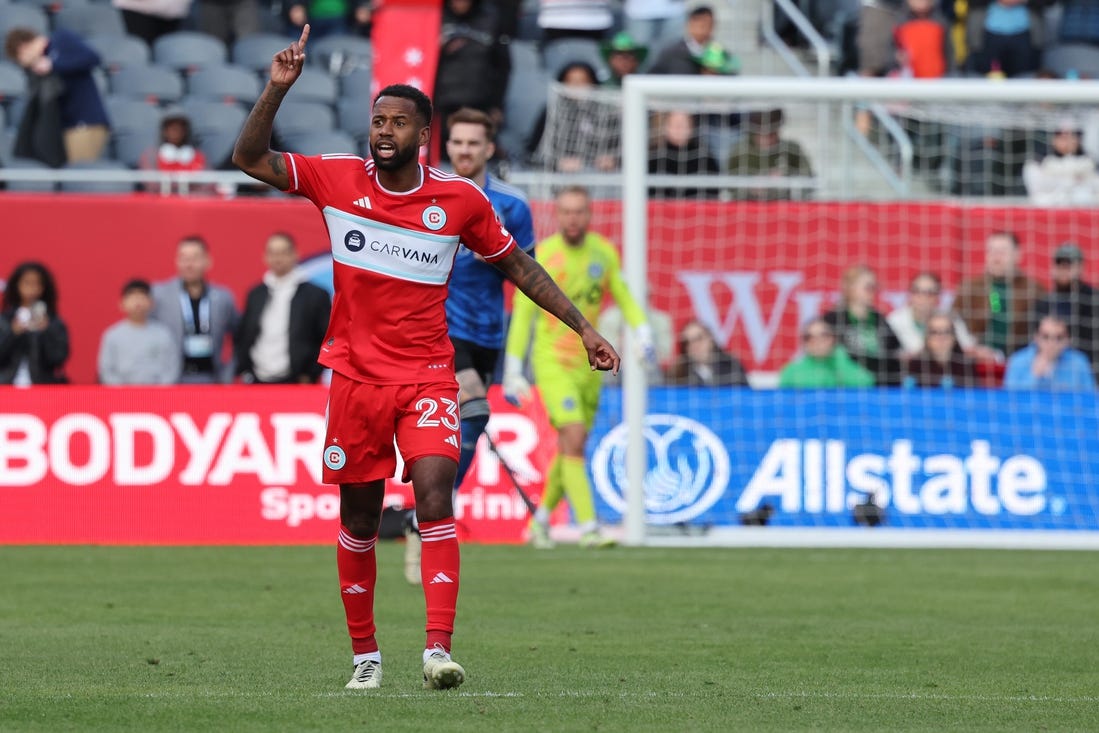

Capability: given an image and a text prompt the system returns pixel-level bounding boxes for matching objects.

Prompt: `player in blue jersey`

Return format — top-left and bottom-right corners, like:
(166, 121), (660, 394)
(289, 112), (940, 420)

(403, 107), (536, 583)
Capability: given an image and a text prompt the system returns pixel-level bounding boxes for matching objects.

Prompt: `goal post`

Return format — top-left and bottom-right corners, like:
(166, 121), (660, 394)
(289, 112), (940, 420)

(609, 75), (1099, 549)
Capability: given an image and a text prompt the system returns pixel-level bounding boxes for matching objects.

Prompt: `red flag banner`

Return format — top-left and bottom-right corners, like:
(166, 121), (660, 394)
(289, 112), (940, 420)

(370, 0), (442, 108)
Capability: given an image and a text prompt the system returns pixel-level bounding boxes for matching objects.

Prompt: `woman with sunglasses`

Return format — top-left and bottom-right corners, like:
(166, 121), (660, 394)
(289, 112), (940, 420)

(901, 312), (978, 388)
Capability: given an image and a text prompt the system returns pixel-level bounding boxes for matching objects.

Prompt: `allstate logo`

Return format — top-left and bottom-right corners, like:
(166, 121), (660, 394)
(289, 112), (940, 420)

(422, 205), (447, 231)
(324, 445), (347, 470)
(344, 230), (366, 252)
(592, 414), (729, 524)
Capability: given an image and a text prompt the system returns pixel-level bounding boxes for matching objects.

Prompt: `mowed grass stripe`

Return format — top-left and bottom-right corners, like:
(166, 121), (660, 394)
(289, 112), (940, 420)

(1, 545), (1096, 732)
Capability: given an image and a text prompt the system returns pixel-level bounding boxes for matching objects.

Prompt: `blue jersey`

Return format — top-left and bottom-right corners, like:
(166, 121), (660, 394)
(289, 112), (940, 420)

(445, 173), (536, 349)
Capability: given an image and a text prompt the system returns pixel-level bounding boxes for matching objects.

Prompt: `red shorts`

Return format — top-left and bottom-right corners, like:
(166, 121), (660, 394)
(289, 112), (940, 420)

(322, 373), (461, 485)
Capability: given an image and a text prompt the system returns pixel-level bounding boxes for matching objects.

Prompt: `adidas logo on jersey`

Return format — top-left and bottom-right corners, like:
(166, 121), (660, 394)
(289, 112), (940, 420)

(353, 196), (372, 209)
(429, 572), (454, 584)
(445, 435), (459, 448)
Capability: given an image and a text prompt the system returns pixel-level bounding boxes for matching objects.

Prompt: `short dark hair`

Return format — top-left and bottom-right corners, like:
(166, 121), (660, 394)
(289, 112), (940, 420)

(374, 84), (433, 125)
(178, 235), (209, 252)
(447, 107), (496, 141)
(4, 28), (38, 63)
(556, 61), (598, 84)
(688, 5), (714, 19)
(121, 278), (151, 296)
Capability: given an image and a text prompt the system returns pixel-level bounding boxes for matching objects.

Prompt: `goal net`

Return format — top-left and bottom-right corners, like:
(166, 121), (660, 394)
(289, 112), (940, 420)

(524, 76), (1099, 549)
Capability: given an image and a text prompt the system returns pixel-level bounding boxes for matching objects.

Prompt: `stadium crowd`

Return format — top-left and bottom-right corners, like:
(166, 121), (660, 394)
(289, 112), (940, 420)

(3, 228), (1097, 392)
(2, 1), (1099, 390)
(4, 0), (1095, 198)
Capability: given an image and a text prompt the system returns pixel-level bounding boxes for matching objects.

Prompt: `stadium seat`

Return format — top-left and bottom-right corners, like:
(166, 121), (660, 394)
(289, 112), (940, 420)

(339, 67), (373, 99)
(153, 31), (229, 73)
(274, 100), (335, 140)
(182, 98), (247, 168)
(336, 97), (371, 146)
(54, 3), (126, 38)
(282, 68), (338, 105)
(308, 34), (372, 75)
(282, 129), (358, 157)
(110, 65), (185, 104)
(87, 34), (151, 74)
(541, 37), (607, 80)
(0, 60), (28, 107)
(1043, 43), (1099, 79)
(0, 123), (12, 166)
(231, 33), (291, 73)
(0, 4), (49, 38)
(499, 40), (549, 163)
(186, 64), (262, 104)
(104, 96), (161, 167)
(59, 159), (136, 193)
(2, 157), (56, 192)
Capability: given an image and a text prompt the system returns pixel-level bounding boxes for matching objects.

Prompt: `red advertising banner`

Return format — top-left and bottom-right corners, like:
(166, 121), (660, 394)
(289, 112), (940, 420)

(0, 385), (558, 545)
(4, 194), (1099, 382)
(369, 1), (442, 109)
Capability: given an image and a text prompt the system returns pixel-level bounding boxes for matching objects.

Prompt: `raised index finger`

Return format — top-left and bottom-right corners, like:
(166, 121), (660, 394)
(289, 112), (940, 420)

(297, 23), (310, 52)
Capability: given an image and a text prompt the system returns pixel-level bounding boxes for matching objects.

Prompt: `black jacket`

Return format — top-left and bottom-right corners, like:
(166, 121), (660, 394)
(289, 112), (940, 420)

(0, 310), (70, 384)
(235, 280), (331, 383)
(823, 307), (903, 385)
(668, 351), (749, 387)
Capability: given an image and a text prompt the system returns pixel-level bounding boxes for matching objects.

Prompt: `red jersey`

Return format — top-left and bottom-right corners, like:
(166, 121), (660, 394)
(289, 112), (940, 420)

(283, 153), (516, 384)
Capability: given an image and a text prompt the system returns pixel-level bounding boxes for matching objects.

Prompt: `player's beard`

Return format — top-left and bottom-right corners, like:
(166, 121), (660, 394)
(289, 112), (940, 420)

(370, 140), (419, 171)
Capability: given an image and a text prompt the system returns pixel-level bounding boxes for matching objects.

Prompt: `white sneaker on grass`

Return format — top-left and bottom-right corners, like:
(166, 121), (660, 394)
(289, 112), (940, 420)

(528, 520), (555, 549)
(422, 648), (465, 690)
(345, 659), (382, 689)
(578, 530), (617, 549)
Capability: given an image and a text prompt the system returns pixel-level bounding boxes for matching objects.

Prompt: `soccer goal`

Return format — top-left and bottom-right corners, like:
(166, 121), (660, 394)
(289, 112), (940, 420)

(589, 75), (1099, 549)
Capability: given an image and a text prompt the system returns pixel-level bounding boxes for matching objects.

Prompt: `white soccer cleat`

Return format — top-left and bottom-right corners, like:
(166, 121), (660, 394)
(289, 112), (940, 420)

(422, 649), (465, 690)
(528, 520), (555, 549)
(345, 659), (382, 689)
(578, 530), (617, 549)
(403, 526), (422, 585)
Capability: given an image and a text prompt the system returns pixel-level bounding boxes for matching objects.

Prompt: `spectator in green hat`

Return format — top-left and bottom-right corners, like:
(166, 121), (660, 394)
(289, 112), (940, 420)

(601, 31), (648, 87)
(697, 41), (739, 75)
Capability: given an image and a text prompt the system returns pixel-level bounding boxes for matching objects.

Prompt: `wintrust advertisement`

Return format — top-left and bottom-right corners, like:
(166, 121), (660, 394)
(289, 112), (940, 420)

(590, 388), (1099, 531)
(0, 386), (555, 544)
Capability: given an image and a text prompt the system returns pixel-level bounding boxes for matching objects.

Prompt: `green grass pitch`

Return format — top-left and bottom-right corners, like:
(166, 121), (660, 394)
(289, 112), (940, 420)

(1, 544), (1096, 732)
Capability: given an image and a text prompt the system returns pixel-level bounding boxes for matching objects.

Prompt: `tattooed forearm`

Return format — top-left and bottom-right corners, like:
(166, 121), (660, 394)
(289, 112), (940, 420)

(233, 84), (289, 177)
(499, 251), (589, 334)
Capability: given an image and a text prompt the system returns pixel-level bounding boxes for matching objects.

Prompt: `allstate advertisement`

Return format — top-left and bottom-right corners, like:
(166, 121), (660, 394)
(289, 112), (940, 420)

(590, 388), (1099, 531)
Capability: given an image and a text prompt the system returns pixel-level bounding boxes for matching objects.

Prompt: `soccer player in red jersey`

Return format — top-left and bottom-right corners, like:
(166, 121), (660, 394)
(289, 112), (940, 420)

(232, 26), (621, 691)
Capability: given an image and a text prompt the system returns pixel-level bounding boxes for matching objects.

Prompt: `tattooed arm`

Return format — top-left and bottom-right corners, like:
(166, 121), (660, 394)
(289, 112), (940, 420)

(231, 25), (310, 189)
(494, 248), (621, 374)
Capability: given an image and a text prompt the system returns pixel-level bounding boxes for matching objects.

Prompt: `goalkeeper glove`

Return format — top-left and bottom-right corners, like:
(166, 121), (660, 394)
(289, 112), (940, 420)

(634, 323), (657, 367)
(502, 355), (532, 407)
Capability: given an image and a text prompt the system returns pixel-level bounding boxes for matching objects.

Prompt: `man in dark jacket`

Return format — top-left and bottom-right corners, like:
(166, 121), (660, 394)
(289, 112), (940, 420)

(236, 232), (331, 384)
(648, 4), (713, 75)
(433, 0), (509, 160)
(4, 27), (110, 163)
(1035, 242), (1099, 380)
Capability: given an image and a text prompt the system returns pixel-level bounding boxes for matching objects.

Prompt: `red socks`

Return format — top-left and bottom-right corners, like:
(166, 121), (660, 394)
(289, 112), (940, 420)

(419, 517), (460, 653)
(337, 525), (379, 655)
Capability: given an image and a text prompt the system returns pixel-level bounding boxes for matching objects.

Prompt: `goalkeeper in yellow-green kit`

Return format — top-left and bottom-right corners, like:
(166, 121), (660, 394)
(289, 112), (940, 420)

(503, 185), (654, 548)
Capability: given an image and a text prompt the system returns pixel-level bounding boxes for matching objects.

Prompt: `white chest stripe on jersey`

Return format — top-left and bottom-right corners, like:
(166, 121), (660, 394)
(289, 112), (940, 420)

(323, 206), (460, 285)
